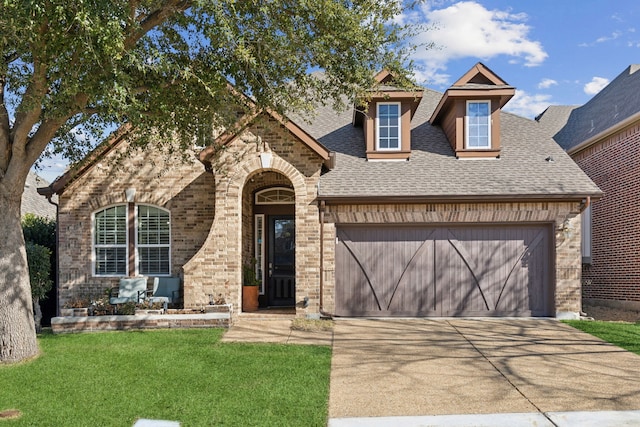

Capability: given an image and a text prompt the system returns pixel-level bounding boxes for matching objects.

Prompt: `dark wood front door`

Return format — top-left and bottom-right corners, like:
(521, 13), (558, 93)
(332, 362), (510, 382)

(267, 216), (295, 306)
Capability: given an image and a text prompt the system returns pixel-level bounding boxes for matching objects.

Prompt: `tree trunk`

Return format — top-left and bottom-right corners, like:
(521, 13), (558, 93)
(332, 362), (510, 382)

(0, 189), (39, 363)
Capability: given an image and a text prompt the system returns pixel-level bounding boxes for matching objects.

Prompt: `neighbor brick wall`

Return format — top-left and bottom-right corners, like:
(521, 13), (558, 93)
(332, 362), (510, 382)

(321, 201), (583, 316)
(572, 122), (640, 303)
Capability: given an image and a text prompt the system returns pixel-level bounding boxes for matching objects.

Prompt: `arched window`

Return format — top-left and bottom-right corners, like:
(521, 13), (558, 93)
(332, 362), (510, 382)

(93, 204), (171, 276)
(255, 187), (295, 205)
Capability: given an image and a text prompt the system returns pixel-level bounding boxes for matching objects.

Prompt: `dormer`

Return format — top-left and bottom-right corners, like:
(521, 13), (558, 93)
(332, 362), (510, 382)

(353, 70), (423, 161)
(430, 62), (515, 159)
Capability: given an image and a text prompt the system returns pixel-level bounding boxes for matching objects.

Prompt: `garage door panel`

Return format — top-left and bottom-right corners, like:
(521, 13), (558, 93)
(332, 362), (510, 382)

(437, 238), (489, 316)
(336, 225), (553, 317)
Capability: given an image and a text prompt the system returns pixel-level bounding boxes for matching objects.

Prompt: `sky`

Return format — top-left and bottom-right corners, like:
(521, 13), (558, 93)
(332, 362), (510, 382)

(34, 0), (640, 183)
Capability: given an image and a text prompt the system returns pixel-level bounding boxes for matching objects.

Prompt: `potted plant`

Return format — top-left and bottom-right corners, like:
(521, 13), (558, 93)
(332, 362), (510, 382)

(242, 262), (260, 312)
(61, 296), (90, 317)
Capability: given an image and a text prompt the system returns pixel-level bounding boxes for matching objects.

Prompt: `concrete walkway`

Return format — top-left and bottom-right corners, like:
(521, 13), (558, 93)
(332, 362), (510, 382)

(221, 319), (333, 345)
(328, 319), (640, 426)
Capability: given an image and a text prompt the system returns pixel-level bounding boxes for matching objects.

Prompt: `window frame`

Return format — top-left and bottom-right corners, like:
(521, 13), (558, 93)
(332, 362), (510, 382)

(465, 100), (492, 149)
(375, 102), (402, 151)
(92, 203), (172, 277)
(92, 204), (129, 277)
(135, 204), (172, 277)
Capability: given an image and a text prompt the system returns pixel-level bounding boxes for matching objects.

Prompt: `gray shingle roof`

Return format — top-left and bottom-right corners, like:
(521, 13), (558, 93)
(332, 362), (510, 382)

(297, 88), (601, 199)
(544, 65), (640, 151)
(22, 172), (56, 219)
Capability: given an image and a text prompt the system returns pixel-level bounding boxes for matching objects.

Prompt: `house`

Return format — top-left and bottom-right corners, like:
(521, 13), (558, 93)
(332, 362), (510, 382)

(23, 171), (56, 219)
(39, 63), (601, 319)
(537, 64), (640, 311)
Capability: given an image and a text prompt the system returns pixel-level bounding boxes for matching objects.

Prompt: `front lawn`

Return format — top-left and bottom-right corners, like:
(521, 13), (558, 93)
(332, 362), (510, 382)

(564, 320), (640, 355)
(0, 329), (331, 426)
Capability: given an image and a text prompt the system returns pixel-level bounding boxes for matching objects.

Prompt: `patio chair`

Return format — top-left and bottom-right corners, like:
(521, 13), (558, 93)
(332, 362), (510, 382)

(109, 277), (148, 306)
(148, 277), (181, 310)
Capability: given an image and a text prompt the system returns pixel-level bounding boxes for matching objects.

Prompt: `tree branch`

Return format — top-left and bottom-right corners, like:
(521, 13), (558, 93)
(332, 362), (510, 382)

(25, 92), (90, 167)
(0, 75), (10, 174)
(10, 18), (50, 156)
(124, 0), (191, 50)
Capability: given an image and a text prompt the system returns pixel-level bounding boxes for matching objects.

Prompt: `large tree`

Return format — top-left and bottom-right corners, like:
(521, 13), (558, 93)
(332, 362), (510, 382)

(0, 1), (416, 362)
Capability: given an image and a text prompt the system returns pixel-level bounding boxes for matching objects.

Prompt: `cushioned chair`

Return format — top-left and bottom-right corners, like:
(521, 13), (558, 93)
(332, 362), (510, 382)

(148, 277), (181, 310)
(109, 277), (148, 305)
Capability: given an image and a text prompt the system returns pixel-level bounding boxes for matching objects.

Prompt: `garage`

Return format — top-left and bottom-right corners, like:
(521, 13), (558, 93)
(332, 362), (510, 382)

(335, 224), (553, 317)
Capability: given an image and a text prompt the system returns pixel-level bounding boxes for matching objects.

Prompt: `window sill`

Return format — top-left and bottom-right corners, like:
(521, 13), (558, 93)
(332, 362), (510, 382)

(366, 150), (411, 161)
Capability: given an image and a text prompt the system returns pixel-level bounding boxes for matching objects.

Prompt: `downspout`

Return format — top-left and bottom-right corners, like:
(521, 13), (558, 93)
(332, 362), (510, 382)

(579, 196), (591, 213)
(318, 200), (333, 318)
(44, 189), (60, 317)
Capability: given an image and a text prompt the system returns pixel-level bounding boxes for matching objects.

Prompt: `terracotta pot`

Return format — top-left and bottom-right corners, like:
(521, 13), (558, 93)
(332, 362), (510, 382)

(242, 286), (259, 312)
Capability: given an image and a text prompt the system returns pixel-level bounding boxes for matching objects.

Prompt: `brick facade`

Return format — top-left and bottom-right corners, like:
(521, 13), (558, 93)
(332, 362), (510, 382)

(57, 117), (585, 318)
(572, 122), (640, 308)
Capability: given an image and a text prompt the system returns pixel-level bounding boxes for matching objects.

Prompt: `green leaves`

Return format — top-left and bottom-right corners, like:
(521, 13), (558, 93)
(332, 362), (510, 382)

(2, 0), (419, 163)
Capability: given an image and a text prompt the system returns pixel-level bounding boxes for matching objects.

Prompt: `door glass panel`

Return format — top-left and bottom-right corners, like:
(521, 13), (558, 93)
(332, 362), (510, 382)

(273, 219), (295, 267)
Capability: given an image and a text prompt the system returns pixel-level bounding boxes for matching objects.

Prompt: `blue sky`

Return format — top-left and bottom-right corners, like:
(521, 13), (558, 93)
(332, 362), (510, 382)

(35, 0), (639, 183)
(405, 0), (638, 117)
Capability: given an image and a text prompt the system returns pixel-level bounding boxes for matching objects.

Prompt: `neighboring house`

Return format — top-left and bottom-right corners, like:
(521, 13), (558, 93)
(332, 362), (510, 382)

(39, 63), (600, 319)
(538, 64), (640, 311)
(22, 171), (56, 219)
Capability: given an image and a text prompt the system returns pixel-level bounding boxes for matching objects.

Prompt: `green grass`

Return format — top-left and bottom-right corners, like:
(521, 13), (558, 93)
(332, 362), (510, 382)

(0, 329), (331, 427)
(564, 320), (640, 355)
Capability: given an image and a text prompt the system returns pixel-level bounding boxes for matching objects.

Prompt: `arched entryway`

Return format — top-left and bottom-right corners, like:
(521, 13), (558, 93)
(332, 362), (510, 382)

(242, 172), (296, 309)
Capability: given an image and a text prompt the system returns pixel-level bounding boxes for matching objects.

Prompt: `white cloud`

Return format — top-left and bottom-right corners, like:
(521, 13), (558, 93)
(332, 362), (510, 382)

(584, 77), (609, 95)
(503, 90), (553, 119)
(538, 78), (558, 89)
(410, 1), (547, 86)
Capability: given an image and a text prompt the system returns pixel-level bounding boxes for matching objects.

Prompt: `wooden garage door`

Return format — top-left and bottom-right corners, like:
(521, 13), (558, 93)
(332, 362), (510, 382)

(335, 225), (553, 317)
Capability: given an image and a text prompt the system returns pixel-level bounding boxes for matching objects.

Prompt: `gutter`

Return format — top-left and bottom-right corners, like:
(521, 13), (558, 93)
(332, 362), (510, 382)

(317, 193), (602, 205)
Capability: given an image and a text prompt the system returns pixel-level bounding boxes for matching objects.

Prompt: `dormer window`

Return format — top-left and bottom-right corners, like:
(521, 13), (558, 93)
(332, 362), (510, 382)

(466, 101), (491, 149)
(429, 62), (515, 159)
(352, 70), (422, 161)
(376, 103), (401, 151)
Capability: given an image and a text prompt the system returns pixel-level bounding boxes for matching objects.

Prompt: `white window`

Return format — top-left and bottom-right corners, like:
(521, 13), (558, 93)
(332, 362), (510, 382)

(255, 187), (295, 205)
(93, 204), (171, 276)
(94, 205), (128, 276)
(137, 205), (171, 275)
(376, 102), (401, 150)
(581, 204), (592, 264)
(466, 101), (491, 149)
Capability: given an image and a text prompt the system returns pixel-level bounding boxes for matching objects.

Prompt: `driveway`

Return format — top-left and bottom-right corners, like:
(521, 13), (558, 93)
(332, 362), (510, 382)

(328, 319), (640, 426)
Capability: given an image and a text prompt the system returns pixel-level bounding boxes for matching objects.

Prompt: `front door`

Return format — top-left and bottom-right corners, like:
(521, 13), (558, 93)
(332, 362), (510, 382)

(268, 216), (295, 306)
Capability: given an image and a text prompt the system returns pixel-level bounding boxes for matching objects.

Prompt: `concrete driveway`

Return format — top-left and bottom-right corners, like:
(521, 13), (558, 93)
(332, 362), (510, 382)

(328, 319), (640, 426)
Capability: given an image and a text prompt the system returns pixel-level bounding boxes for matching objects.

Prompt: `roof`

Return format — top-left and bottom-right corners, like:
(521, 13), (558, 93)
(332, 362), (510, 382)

(298, 87), (601, 201)
(541, 65), (640, 153)
(23, 172), (56, 219)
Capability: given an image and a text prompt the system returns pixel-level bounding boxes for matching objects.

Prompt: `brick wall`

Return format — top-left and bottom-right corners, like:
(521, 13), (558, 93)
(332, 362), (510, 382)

(57, 143), (215, 309)
(572, 122), (640, 305)
(321, 201), (583, 316)
(182, 117), (324, 315)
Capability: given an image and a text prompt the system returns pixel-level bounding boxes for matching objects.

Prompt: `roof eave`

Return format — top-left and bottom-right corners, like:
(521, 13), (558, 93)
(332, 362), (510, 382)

(43, 123), (133, 195)
(317, 192), (602, 205)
